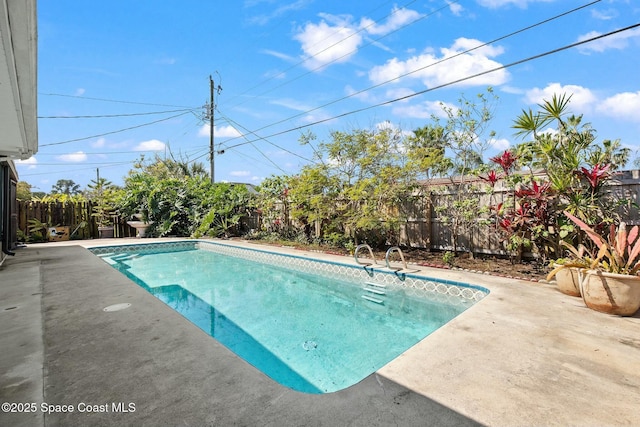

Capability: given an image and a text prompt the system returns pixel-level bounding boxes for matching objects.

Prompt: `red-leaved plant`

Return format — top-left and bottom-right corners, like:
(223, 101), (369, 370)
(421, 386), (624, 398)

(578, 163), (611, 191)
(490, 150), (518, 174)
(479, 169), (500, 187)
(564, 211), (640, 275)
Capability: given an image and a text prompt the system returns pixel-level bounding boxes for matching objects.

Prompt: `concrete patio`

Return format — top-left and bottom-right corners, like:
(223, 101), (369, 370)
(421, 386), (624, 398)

(1, 238), (639, 426)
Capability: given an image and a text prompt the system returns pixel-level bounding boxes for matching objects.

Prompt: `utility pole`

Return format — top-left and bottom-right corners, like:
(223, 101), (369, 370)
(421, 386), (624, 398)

(209, 75), (215, 184)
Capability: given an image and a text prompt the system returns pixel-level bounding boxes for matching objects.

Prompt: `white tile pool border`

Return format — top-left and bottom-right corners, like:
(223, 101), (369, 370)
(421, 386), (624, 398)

(90, 240), (488, 306)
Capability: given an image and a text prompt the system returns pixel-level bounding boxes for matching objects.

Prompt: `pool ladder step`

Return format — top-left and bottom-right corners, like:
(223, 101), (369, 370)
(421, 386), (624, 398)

(362, 282), (386, 304)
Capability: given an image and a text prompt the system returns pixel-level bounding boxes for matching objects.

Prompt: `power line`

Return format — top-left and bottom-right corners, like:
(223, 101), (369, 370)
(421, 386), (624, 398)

(222, 21), (640, 151)
(39, 92), (195, 108)
(25, 161), (142, 166)
(40, 111), (192, 147)
(19, 161), (136, 177)
(31, 146), (209, 156)
(38, 107), (195, 119)
(216, 111), (313, 163)
(215, 115), (297, 173)
(226, 147), (287, 174)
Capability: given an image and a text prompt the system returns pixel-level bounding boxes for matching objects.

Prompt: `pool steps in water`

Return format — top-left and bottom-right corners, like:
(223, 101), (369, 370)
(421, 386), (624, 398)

(362, 281), (386, 304)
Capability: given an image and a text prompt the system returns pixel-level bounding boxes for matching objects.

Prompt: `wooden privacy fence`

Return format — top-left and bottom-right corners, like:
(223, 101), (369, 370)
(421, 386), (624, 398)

(17, 200), (136, 240)
(252, 170), (640, 255)
(17, 170), (640, 250)
(399, 170), (640, 254)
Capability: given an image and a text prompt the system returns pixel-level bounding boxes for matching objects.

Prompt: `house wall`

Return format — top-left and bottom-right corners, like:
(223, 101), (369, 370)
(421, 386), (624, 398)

(1, 160), (19, 264)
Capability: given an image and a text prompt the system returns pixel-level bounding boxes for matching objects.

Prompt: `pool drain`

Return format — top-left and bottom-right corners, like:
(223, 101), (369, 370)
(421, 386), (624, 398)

(302, 340), (317, 351)
(103, 303), (131, 312)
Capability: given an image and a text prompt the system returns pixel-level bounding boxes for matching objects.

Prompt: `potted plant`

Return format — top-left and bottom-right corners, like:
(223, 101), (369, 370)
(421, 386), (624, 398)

(547, 243), (592, 297)
(563, 211), (640, 316)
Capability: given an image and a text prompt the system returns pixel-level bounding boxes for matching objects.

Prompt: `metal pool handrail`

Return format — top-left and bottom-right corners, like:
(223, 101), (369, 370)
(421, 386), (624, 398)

(385, 246), (407, 271)
(354, 244), (377, 266)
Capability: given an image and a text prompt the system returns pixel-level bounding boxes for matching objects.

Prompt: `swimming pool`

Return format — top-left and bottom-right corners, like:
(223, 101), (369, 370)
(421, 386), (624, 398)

(91, 241), (488, 393)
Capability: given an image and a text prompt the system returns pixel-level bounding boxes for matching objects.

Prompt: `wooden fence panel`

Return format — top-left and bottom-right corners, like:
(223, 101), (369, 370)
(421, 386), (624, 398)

(424, 173), (640, 254)
(17, 200), (136, 240)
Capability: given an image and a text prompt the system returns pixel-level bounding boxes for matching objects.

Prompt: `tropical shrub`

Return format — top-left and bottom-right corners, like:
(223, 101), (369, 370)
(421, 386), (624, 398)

(513, 93), (629, 226)
(430, 88), (498, 256)
(285, 126), (415, 249)
(564, 211), (640, 275)
(117, 155), (251, 237)
(87, 178), (120, 227)
(498, 93), (631, 263)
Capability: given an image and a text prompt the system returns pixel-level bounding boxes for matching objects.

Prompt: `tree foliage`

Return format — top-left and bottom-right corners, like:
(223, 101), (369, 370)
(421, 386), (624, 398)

(431, 88), (498, 255)
(278, 126), (417, 249)
(492, 93), (632, 262)
(87, 177), (120, 227)
(51, 179), (81, 195)
(117, 155), (250, 237)
(512, 93), (629, 226)
(17, 181), (33, 200)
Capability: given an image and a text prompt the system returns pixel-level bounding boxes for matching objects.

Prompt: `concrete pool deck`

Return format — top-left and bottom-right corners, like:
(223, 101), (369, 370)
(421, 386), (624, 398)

(1, 238), (639, 426)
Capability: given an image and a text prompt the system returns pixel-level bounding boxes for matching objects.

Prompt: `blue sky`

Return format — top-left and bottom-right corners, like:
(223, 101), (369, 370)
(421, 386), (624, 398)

(18, 0), (640, 191)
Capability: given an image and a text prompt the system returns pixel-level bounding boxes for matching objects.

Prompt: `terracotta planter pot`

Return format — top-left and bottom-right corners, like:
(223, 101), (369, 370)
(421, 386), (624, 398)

(581, 270), (640, 316)
(553, 264), (582, 297)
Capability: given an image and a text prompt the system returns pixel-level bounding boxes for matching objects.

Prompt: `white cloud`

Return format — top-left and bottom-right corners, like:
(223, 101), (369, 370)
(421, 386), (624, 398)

(375, 120), (395, 131)
(539, 127), (559, 137)
(261, 49), (296, 62)
(524, 83), (597, 114)
(134, 139), (166, 151)
(16, 156), (37, 169)
(345, 85), (376, 103)
(577, 28), (640, 54)
(449, 2), (464, 16)
(359, 6), (423, 36)
(489, 138), (511, 151)
(294, 18), (362, 70)
(156, 57), (177, 65)
(368, 37), (508, 89)
(477, 0), (554, 8)
(291, 6), (423, 71)
(597, 91), (640, 122)
(75, 88), (85, 96)
(375, 121), (413, 139)
(217, 125), (243, 138)
(246, 0), (312, 26)
(269, 98), (332, 123)
(198, 124), (243, 138)
(591, 8), (618, 21)
(385, 87), (417, 103)
(263, 69), (287, 80)
(230, 170), (251, 177)
(500, 85), (525, 95)
(391, 100), (452, 119)
(270, 98), (313, 111)
(300, 110), (333, 124)
(57, 151), (87, 162)
(92, 137), (107, 148)
(524, 84), (640, 124)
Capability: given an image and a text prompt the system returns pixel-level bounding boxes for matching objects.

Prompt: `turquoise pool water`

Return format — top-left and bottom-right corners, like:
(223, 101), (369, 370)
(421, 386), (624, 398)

(93, 242), (486, 393)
